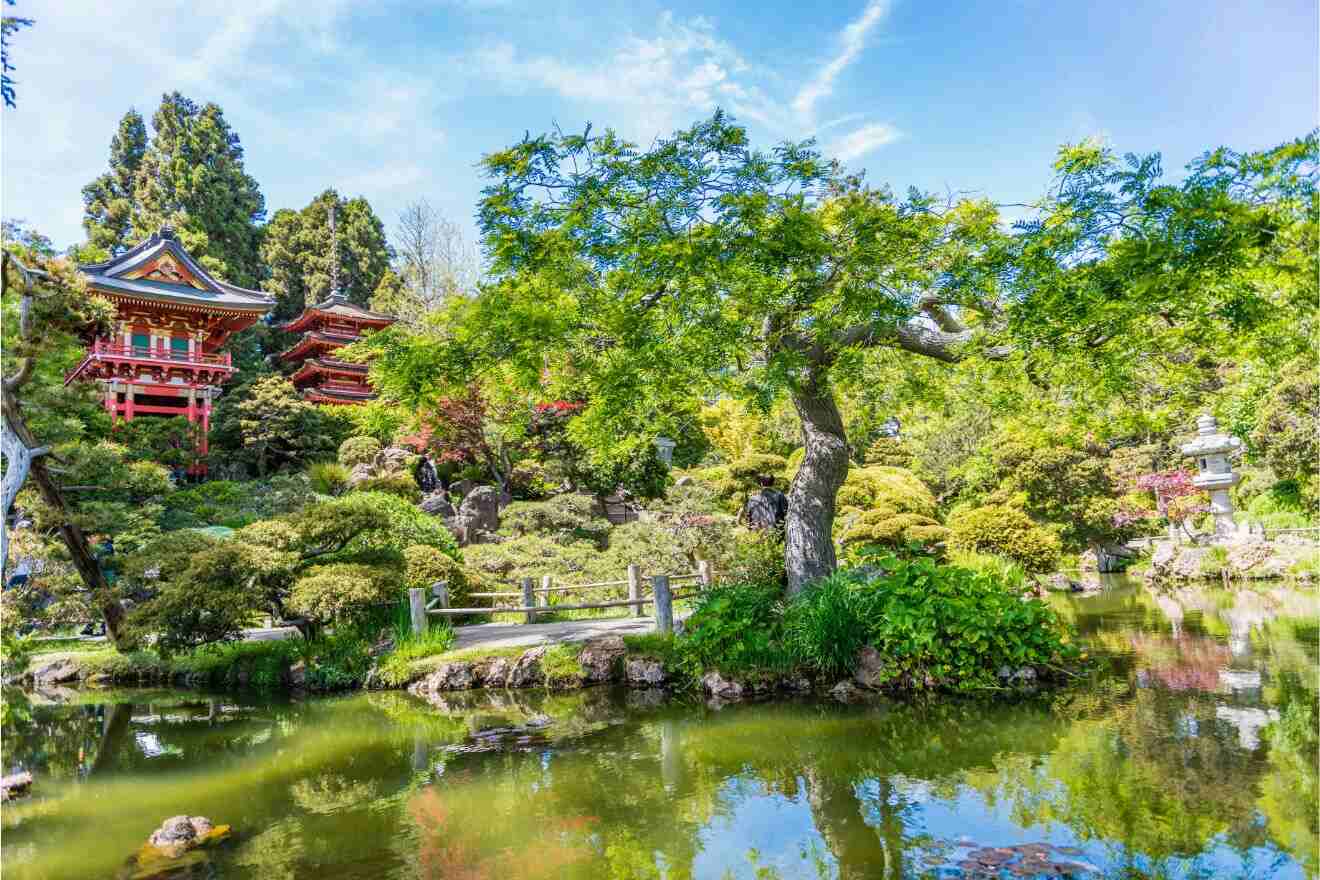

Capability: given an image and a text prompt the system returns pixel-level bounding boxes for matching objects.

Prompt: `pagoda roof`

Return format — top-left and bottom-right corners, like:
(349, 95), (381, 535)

(278, 330), (358, 362)
(303, 386), (377, 404)
(279, 293), (395, 333)
(289, 357), (369, 385)
(80, 226), (274, 315)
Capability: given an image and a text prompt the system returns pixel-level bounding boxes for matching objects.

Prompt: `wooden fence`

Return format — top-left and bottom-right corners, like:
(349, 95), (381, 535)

(407, 561), (712, 636)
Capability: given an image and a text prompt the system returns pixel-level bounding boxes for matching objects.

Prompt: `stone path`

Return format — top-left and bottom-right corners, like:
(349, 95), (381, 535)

(449, 616), (658, 652)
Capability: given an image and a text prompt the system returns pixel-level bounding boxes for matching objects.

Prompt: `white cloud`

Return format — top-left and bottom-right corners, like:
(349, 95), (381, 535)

(827, 122), (901, 161)
(792, 0), (891, 122)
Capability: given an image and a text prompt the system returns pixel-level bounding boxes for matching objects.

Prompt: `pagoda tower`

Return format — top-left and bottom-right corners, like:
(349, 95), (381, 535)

(66, 226), (274, 462)
(278, 294), (394, 403)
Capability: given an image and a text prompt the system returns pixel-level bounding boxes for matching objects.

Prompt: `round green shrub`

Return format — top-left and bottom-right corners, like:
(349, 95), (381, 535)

(338, 436), (382, 468)
(352, 473), (421, 503)
(837, 466), (937, 518)
(947, 504), (1062, 573)
(729, 453), (789, 483)
(839, 509), (948, 549)
(402, 544), (488, 607)
(865, 436), (913, 468)
(288, 562), (399, 624)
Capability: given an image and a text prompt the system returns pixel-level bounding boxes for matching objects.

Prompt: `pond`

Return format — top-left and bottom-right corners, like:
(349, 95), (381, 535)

(2, 577), (1316, 879)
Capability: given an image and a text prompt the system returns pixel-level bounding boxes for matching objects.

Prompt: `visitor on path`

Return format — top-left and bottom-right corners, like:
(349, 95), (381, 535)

(742, 475), (788, 531)
(415, 454), (439, 493)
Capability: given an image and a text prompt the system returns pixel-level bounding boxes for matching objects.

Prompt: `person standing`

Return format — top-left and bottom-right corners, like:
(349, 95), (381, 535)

(741, 475), (788, 531)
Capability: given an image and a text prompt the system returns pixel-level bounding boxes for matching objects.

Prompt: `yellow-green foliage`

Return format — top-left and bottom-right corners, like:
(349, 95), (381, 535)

(700, 398), (767, 462)
(337, 436), (382, 468)
(287, 562), (398, 623)
(402, 545), (488, 607)
(352, 473), (421, 502)
(947, 504), (1063, 573)
(499, 494), (609, 546)
(837, 466), (937, 518)
(839, 510), (949, 548)
(729, 453), (789, 483)
(865, 435), (913, 468)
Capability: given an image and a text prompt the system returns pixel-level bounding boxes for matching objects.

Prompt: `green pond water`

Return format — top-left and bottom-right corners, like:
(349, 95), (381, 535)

(2, 578), (1316, 879)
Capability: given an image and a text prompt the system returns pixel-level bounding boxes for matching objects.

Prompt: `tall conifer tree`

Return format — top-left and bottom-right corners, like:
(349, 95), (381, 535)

(80, 109), (147, 257)
(260, 189), (392, 322)
(132, 92), (266, 286)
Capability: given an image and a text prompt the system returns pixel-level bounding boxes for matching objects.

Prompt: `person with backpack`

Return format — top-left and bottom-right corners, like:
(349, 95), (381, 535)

(741, 475), (788, 531)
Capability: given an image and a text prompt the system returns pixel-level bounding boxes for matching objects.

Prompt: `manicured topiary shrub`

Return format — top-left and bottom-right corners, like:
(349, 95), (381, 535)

(837, 466), (937, 518)
(865, 436), (913, 469)
(839, 510), (949, 550)
(947, 504), (1062, 573)
(498, 494), (609, 547)
(338, 436), (382, 468)
(288, 562), (400, 625)
(729, 453), (789, 484)
(352, 473), (421, 503)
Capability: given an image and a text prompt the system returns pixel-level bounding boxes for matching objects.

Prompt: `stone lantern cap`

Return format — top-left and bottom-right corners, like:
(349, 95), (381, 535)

(1179, 414), (1243, 458)
(1180, 414), (1243, 491)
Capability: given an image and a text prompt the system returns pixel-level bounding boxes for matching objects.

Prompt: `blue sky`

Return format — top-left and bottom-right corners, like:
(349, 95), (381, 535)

(3, 0), (1315, 255)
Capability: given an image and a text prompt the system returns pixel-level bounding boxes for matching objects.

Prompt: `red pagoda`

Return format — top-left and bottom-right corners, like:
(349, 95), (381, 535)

(278, 293), (394, 404)
(65, 226), (274, 459)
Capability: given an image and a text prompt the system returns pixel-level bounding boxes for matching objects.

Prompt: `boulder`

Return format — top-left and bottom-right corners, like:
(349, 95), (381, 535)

(701, 671), (743, 700)
(30, 657), (80, 685)
(375, 446), (416, 474)
(347, 462), (376, 489)
(459, 486), (502, 532)
(626, 657), (666, 687)
(853, 646), (887, 690)
(673, 475), (693, 488)
(830, 680), (863, 703)
(578, 636), (626, 683)
(0, 771), (32, 802)
(420, 492), (456, 518)
(507, 647), (546, 688)
(286, 661), (307, 689)
(450, 479), (476, 501)
(474, 657), (512, 688)
(413, 662), (476, 694)
(144, 815), (229, 858)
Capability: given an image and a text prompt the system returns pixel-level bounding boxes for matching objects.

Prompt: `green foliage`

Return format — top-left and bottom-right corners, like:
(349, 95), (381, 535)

(111, 416), (198, 469)
(213, 375), (342, 476)
(338, 435), (382, 468)
(287, 562), (400, 625)
(351, 473), (420, 502)
(947, 504), (1063, 573)
(80, 109), (148, 256)
(373, 620), (457, 687)
(308, 461), (350, 496)
(781, 571), (875, 678)
(865, 435), (913, 468)
(498, 494), (608, 546)
(508, 460), (554, 500)
(678, 581), (790, 675)
(836, 466), (937, 518)
(402, 544), (488, 607)
(837, 509), (948, 553)
(128, 92), (266, 286)
(1251, 355), (1319, 507)
(160, 475), (316, 530)
(729, 454), (790, 484)
(128, 535), (256, 655)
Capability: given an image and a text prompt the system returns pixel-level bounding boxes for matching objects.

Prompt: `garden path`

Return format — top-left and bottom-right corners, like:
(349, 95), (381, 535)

(449, 616), (659, 652)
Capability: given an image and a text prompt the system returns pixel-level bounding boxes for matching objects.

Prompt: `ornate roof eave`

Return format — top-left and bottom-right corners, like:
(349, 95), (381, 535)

(80, 226), (274, 312)
(89, 283), (272, 317)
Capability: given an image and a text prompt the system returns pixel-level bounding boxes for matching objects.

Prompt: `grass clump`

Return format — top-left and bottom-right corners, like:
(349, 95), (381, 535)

(373, 620), (457, 687)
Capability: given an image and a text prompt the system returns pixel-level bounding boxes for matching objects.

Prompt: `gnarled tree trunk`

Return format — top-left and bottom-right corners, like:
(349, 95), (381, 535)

(785, 366), (850, 595)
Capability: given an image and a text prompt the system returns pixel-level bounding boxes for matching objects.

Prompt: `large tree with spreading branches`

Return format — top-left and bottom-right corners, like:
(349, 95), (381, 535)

(467, 114), (1313, 592)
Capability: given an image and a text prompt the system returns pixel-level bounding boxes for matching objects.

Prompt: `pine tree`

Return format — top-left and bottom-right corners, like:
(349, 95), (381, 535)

(80, 109), (148, 258)
(260, 189), (392, 322)
(131, 92), (266, 287)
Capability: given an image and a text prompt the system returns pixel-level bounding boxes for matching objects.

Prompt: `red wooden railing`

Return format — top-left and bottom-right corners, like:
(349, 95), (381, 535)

(87, 339), (232, 368)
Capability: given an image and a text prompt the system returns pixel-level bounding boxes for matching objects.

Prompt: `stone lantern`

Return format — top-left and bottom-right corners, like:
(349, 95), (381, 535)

(1180, 414), (1243, 538)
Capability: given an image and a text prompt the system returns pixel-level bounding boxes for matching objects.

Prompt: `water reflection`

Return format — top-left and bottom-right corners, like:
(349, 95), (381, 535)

(1, 579), (1315, 880)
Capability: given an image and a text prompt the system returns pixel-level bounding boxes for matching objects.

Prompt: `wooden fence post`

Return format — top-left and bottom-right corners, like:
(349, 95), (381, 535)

(431, 580), (449, 609)
(540, 575), (552, 617)
(521, 577), (536, 624)
(653, 574), (673, 634)
(627, 564), (643, 617)
(697, 559), (711, 588)
(408, 588), (426, 636)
